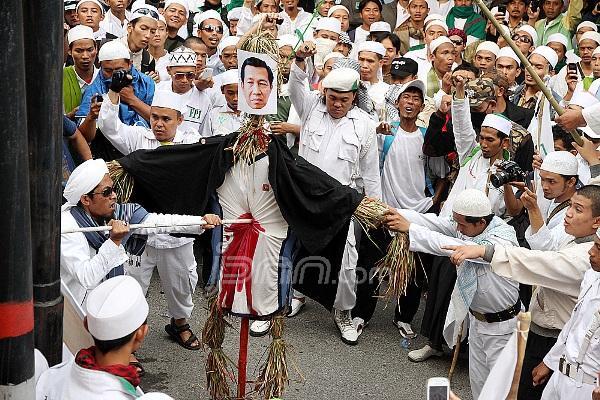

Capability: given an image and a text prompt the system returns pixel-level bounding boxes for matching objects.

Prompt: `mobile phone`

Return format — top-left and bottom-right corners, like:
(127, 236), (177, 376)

(530, 0), (539, 13)
(498, 4), (506, 13)
(92, 94), (103, 103)
(568, 62), (578, 76)
(427, 377), (450, 400)
(200, 67), (213, 80)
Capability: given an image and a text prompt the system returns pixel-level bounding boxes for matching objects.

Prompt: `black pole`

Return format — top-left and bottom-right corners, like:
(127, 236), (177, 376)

(0, 0), (35, 397)
(23, 0), (64, 366)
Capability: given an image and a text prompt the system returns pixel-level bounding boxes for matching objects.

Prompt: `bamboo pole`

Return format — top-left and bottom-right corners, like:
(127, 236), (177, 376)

(61, 218), (253, 234)
(506, 312), (532, 400)
(448, 321), (465, 383)
(473, 0), (584, 146)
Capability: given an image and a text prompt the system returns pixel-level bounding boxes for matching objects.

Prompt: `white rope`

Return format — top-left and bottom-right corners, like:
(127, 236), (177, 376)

(61, 219), (253, 234)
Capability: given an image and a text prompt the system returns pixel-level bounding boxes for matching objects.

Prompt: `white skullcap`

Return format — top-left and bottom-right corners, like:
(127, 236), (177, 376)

(138, 394), (175, 400)
(452, 189), (492, 217)
(476, 41), (500, 57)
(424, 13), (444, 25)
(547, 33), (569, 48)
(579, 31), (600, 46)
(327, 5), (350, 16)
(429, 36), (453, 54)
(217, 36), (239, 56)
(594, 46), (600, 56)
(277, 34), (297, 49)
(63, 159), (109, 206)
(130, 3), (159, 22)
(164, 0), (189, 15)
(516, 24), (538, 45)
(158, 13), (166, 24)
(482, 113), (512, 136)
(322, 67), (360, 91)
(315, 17), (342, 34)
(98, 40), (131, 62)
(570, 90), (599, 108)
(496, 46), (520, 65)
(540, 151), (579, 175)
(151, 90), (186, 114)
(168, 46), (196, 67)
(370, 21), (391, 33)
(76, 0), (105, 14)
(67, 25), (95, 45)
(323, 52), (345, 65)
(357, 41), (386, 57)
(227, 7), (243, 21)
(220, 69), (238, 87)
(577, 21), (598, 33)
(531, 45), (558, 68)
(64, 0), (78, 11)
(86, 276), (149, 341)
(194, 9), (223, 26)
(425, 18), (448, 33)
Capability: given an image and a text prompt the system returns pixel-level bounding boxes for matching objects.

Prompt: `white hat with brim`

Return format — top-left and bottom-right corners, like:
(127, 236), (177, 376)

(322, 67), (360, 91)
(429, 36), (453, 54)
(76, 0), (105, 14)
(63, 159), (109, 208)
(540, 151), (579, 175)
(67, 25), (95, 45)
(476, 41), (500, 57)
(482, 113), (512, 136)
(86, 276), (149, 341)
(315, 17), (342, 34)
(220, 69), (238, 87)
(399, 79), (425, 96)
(452, 189), (493, 217)
(357, 41), (386, 57)
(98, 40), (131, 62)
(531, 45), (558, 68)
(151, 90), (187, 114)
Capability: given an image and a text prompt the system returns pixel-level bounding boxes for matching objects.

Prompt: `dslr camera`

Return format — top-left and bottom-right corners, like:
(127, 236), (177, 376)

(491, 160), (527, 188)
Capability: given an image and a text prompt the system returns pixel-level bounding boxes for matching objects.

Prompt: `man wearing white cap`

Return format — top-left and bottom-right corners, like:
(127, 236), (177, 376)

(75, 40), (156, 161)
(100, 0), (134, 39)
(403, 17), (448, 73)
(328, 5), (351, 32)
(118, 3), (160, 74)
(163, 0), (189, 51)
(357, 41), (390, 112)
(77, 0), (107, 41)
(558, 31), (600, 101)
(513, 24), (537, 58)
(417, 35), (454, 99)
(443, 183), (600, 400)
(528, 0), (584, 49)
(227, 7), (243, 36)
(312, 18), (342, 72)
(202, 69), (243, 137)
(513, 45), (560, 110)
(383, 188), (520, 399)
(473, 41), (499, 73)
(195, 10), (226, 74)
(156, 46), (213, 133)
(495, 46), (522, 92)
(64, 25), (100, 116)
(547, 32), (569, 73)
(392, 0), (429, 54)
(291, 43), (381, 345)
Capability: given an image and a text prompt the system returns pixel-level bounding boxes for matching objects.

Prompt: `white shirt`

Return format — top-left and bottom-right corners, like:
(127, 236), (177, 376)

(525, 199), (573, 250)
(156, 81), (213, 134)
(155, 52), (170, 82)
(404, 47), (430, 77)
(74, 67), (100, 93)
(353, 26), (370, 45)
(395, 3), (410, 28)
(201, 103), (243, 137)
(289, 63), (382, 198)
(363, 80), (390, 115)
(279, 8), (314, 37)
(426, 0), (454, 17)
(380, 126), (433, 212)
(99, 9), (132, 38)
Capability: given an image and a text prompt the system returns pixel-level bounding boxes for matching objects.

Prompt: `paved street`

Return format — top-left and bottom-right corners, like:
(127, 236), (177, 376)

(139, 272), (472, 400)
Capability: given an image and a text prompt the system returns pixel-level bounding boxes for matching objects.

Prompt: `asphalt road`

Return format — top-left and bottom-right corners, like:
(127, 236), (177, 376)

(139, 272), (472, 400)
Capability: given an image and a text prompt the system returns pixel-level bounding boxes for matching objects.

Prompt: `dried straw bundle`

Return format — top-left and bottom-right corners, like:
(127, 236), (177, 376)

(231, 117), (271, 166)
(374, 233), (416, 301)
(202, 296), (236, 400)
(106, 160), (134, 203)
(255, 315), (290, 400)
(353, 197), (388, 230)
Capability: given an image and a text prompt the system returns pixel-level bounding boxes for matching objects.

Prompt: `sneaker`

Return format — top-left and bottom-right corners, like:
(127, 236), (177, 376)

(287, 296), (306, 318)
(393, 320), (417, 339)
(407, 344), (443, 362)
(249, 320), (271, 337)
(353, 317), (368, 337)
(333, 309), (359, 345)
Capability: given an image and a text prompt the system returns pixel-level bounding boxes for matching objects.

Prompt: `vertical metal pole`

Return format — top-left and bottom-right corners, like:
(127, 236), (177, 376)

(0, 0), (35, 397)
(22, 0), (64, 367)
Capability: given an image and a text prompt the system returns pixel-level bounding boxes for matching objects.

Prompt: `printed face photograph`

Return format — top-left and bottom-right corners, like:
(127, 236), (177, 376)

(237, 50), (278, 115)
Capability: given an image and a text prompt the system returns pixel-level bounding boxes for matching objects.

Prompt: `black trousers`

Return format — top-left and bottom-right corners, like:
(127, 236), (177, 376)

(517, 331), (557, 400)
(395, 252), (432, 323)
(419, 255), (457, 350)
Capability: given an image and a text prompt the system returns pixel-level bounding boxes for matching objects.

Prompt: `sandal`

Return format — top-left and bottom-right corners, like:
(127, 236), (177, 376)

(164, 318), (201, 351)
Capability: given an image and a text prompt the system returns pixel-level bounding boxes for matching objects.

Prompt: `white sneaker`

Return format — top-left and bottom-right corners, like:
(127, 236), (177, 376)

(353, 317), (368, 337)
(333, 309), (359, 345)
(249, 320), (271, 337)
(287, 297), (306, 318)
(393, 320), (417, 339)
(407, 344), (443, 362)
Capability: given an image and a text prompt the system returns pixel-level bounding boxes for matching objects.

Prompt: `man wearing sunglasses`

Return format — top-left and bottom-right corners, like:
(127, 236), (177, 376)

(195, 10), (226, 74)
(512, 25), (537, 59)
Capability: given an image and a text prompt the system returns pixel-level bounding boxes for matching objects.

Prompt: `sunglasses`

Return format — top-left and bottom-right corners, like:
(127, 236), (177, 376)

(450, 39), (464, 45)
(134, 7), (160, 20)
(88, 186), (115, 198)
(512, 34), (532, 44)
(201, 25), (224, 34)
(173, 72), (196, 80)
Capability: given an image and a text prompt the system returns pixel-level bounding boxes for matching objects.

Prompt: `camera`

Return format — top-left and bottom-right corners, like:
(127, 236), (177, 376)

(490, 160), (527, 188)
(266, 16), (284, 25)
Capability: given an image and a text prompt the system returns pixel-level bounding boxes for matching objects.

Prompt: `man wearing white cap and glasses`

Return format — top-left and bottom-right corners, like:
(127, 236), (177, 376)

(156, 46), (212, 134)
(100, 0), (134, 39)
(473, 41), (499, 73)
(383, 188), (520, 399)
(163, 0), (189, 51)
(202, 69), (243, 137)
(443, 183), (600, 400)
(290, 44), (381, 345)
(118, 3), (160, 75)
(357, 40), (390, 113)
(512, 24), (537, 59)
(195, 10), (226, 74)
(64, 25), (100, 116)
(36, 276), (169, 399)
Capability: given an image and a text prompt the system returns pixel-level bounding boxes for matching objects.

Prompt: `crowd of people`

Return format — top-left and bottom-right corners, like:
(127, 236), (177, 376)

(34, 0), (600, 398)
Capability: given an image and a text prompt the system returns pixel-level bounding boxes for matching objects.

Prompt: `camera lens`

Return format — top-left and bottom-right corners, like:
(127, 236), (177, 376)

(490, 171), (509, 188)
